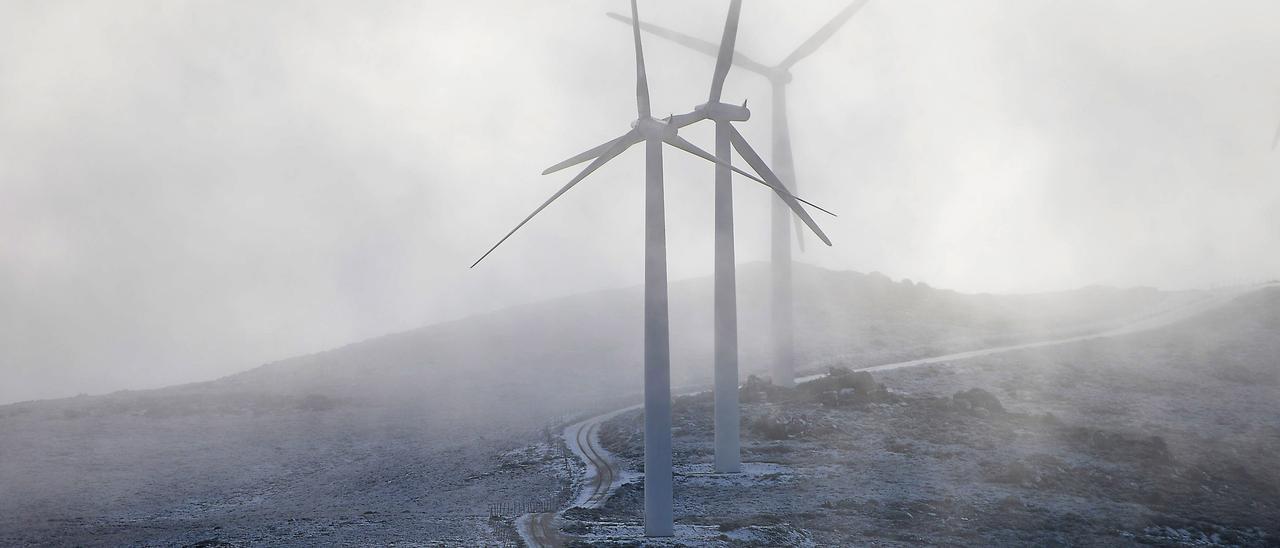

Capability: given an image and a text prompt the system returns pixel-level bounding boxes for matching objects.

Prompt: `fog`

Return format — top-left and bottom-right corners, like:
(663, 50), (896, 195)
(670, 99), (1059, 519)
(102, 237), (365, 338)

(3, 0), (1280, 404)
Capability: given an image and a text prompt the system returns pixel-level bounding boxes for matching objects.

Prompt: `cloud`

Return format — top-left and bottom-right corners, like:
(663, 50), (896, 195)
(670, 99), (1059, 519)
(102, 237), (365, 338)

(2, 0), (1279, 403)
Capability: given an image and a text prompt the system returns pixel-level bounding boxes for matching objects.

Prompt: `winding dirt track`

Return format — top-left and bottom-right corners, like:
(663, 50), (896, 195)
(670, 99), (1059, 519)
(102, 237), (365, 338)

(521, 413), (631, 547)
(575, 422), (615, 508)
(525, 512), (560, 548)
(520, 285), (1271, 547)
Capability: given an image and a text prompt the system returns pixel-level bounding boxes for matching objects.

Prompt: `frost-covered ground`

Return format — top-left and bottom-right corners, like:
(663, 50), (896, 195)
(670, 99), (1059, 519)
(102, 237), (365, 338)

(0, 267), (1217, 545)
(0, 395), (575, 546)
(583, 289), (1280, 546)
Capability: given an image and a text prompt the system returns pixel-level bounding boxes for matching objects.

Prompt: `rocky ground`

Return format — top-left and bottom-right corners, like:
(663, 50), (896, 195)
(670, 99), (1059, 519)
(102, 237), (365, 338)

(0, 394), (571, 546)
(0, 273), (1250, 545)
(578, 291), (1280, 547)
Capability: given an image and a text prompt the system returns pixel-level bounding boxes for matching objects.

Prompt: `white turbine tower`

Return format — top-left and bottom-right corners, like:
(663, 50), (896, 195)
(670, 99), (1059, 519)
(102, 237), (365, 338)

(610, 0), (871, 387)
(674, 0), (835, 474)
(472, 0), (828, 536)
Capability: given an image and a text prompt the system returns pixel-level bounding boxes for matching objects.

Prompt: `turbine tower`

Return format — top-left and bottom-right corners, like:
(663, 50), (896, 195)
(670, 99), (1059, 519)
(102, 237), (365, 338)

(472, 0), (824, 536)
(674, 0), (834, 473)
(610, 0), (870, 387)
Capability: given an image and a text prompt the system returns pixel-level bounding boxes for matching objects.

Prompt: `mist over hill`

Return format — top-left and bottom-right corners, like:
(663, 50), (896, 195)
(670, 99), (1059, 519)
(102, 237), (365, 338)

(2, 263), (1186, 425)
(0, 264), (1195, 544)
(221, 262), (1182, 417)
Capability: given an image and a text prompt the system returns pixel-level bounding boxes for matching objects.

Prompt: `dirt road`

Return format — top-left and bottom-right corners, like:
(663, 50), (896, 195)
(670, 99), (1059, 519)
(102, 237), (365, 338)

(520, 404), (639, 546)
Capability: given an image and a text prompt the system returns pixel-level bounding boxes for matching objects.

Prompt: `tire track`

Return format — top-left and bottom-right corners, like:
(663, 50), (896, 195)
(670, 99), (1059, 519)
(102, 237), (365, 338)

(578, 422), (615, 508)
(523, 417), (623, 547)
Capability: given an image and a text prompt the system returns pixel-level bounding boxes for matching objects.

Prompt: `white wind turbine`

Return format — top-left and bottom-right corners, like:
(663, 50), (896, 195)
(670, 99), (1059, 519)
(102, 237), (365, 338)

(471, 0), (830, 536)
(610, 0), (871, 387)
(672, 0), (836, 474)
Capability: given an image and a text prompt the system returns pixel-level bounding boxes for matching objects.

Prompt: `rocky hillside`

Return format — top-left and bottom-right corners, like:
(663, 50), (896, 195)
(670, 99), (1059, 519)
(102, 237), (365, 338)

(0, 263), (1195, 545)
(587, 287), (1280, 546)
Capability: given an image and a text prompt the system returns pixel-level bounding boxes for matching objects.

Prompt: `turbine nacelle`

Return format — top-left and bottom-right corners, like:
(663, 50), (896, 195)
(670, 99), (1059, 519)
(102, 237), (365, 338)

(695, 101), (751, 123)
(768, 67), (793, 84)
(631, 116), (678, 140)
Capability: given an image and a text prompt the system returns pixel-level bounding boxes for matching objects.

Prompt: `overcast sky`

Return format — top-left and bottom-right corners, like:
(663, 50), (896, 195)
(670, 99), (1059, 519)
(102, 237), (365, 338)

(3, 0), (1280, 404)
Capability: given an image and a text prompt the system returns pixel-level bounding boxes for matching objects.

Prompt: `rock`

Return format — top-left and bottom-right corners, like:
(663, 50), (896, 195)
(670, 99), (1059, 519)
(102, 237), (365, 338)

(953, 388), (1003, 414)
(846, 371), (878, 394)
(820, 368), (877, 392)
(804, 368), (894, 406)
(741, 374), (792, 404)
(750, 414), (791, 440)
(748, 411), (840, 440)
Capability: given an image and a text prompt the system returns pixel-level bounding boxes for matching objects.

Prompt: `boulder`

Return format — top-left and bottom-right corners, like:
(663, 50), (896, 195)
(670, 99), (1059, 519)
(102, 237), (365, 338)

(952, 388), (1003, 414)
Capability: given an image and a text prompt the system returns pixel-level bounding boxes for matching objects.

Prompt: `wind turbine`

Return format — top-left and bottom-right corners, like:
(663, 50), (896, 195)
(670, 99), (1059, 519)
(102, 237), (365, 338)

(542, 1), (837, 475)
(545, 1), (838, 474)
(471, 0), (827, 537)
(609, 0), (871, 387)
(677, 0), (834, 474)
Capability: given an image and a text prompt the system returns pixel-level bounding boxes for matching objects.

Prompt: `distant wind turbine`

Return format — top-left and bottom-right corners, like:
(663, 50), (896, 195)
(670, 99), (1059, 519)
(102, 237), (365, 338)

(471, 0), (829, 537)
(609, 0), (871, 387)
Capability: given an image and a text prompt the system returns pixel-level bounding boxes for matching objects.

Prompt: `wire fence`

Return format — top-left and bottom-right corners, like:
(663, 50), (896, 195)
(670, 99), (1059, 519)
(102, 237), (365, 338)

(487, 493), (569, 517)
(485, 418), (578, 522)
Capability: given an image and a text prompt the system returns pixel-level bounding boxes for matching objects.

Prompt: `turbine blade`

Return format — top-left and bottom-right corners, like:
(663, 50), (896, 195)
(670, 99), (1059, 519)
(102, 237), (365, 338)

(668, 110), (708, 130)
(728, 126), (833, 246)
(664, 132), (836, 218)
(794, 211), (807, 251)
(778, 0), (870, 70)
(795, 196), (836, 218)
(788, 169), (807, 252)
(543, 131), (644, 175)
(661, 133), (767, 187)
(630, 0), (651, 118)
(1273, 119), (1280, 149)
(471, 132), (638, 268)
(605, 12), (774, 77)
(709, 0), (743, 103)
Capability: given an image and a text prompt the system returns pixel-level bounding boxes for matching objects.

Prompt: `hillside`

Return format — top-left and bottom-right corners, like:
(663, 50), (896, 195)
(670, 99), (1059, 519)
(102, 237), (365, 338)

(0, 264), (1193, 545)
(215, 262), (1184, 416)
(586, 287), (1280, 545)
